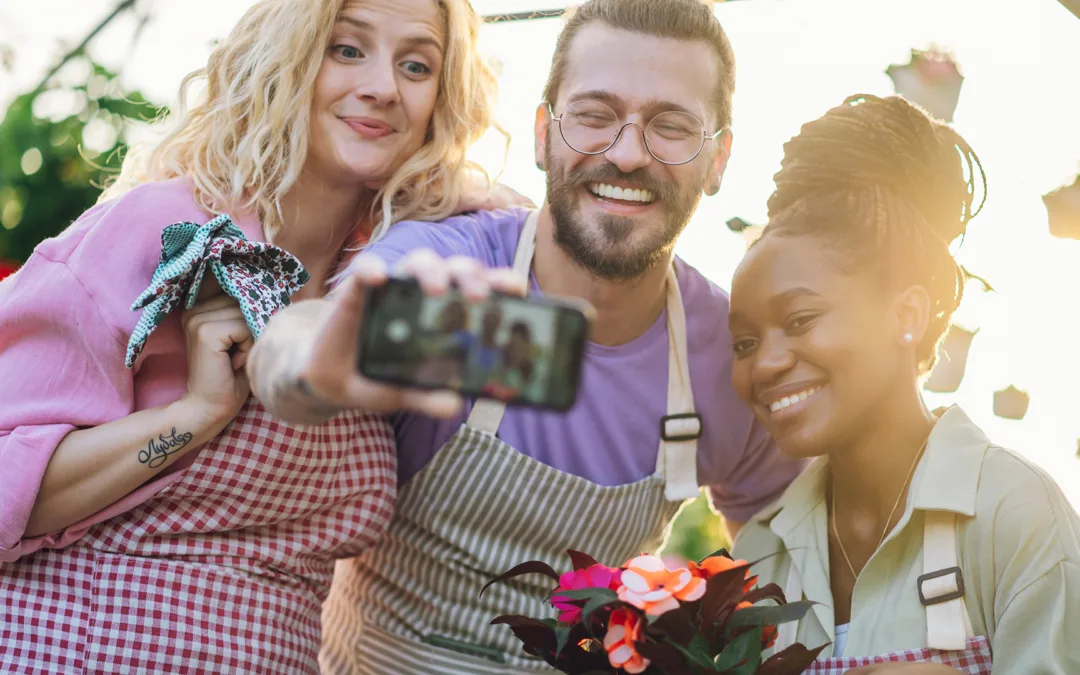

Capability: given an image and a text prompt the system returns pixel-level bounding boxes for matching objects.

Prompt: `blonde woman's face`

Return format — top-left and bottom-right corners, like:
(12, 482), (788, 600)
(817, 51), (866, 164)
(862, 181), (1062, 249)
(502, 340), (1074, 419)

(309, 0), (444, 187)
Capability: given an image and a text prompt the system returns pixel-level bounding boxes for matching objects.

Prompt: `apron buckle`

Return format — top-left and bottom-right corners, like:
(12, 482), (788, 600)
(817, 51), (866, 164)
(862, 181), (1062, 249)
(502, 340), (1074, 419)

(917, 566), (965, 606)
(661, 413), (703, 442)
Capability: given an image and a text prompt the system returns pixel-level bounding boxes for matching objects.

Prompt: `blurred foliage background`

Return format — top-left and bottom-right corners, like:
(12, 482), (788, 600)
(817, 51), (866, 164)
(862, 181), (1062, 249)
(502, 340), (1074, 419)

(0, 56), (162, 265)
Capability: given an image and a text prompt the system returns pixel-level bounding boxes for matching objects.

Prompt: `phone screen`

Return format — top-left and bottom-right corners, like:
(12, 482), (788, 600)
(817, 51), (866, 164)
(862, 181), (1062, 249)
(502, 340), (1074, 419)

(359, 279), (590, 411)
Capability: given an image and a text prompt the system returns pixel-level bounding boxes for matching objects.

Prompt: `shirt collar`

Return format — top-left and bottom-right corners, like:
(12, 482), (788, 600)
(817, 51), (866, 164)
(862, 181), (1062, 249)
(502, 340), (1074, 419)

(762, 405), (991, 538)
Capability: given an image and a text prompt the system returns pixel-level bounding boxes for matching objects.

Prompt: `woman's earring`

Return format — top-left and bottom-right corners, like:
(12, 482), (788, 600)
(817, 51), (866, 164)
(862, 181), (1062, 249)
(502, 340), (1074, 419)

(902, 332), (914, 345)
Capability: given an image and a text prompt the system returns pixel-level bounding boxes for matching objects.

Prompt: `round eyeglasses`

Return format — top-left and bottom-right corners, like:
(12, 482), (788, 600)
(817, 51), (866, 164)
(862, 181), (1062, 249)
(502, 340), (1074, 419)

(549, 101), (725, 166)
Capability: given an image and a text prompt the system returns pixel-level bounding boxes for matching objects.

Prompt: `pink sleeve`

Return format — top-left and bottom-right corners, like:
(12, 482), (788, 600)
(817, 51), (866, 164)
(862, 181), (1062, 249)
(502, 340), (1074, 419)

(0, 255), (139, 560)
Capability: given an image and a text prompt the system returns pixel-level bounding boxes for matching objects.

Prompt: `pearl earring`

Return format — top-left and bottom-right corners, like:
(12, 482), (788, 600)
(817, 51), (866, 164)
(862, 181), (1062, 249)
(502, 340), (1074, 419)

(902, 332), (914, 345)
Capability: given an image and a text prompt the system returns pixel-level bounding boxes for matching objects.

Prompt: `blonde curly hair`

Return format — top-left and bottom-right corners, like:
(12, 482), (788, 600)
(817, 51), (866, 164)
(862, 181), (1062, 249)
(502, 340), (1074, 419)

(101, 0), (501, 243)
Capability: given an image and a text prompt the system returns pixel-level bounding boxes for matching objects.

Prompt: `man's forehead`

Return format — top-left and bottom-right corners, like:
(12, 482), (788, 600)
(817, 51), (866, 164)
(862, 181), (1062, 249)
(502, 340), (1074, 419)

(560, 23), (719, 119)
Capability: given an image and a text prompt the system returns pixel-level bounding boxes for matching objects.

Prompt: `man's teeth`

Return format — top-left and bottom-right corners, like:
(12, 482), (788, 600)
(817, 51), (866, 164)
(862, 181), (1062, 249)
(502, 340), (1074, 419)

(769, 386), (821, 413)
(589, 183), (655, 203)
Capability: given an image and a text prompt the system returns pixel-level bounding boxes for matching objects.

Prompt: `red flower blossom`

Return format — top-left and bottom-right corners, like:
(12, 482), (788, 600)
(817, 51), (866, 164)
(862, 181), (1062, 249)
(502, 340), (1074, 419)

(603, 608), (649, 674)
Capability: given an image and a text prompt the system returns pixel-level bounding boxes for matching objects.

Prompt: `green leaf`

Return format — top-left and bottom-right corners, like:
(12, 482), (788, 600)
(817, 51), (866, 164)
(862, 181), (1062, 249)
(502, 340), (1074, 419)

(669, 633), (718, 671)
(712, 629), (758, 671)
(730, 630), (763, 675)
(552, 587), (619, 603)
(725, 601), (815, 634)
(579, 594), (617, 635)
(554, 624), (571, 656)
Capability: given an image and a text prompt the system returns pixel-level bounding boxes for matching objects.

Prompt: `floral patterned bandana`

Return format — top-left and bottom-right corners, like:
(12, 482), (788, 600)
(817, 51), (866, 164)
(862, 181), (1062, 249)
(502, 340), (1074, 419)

(125, 214), (310, 368)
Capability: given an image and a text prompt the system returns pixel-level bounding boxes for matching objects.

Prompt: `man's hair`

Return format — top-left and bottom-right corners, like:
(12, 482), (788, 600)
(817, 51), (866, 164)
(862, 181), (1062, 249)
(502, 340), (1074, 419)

(542, 0), (736, 129)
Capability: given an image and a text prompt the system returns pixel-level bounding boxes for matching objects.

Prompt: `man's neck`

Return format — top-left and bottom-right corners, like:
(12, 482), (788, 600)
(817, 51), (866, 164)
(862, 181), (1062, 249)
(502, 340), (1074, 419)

(276, 172), (373, 295)
(532, 205), (670, 347)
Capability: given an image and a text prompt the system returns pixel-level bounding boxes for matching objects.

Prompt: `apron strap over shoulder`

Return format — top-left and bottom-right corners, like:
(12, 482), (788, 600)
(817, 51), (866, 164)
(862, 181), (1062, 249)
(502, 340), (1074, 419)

(658, 264), (700, 501)
(466, 211), (540, 435)
(920, 510), (974, 650)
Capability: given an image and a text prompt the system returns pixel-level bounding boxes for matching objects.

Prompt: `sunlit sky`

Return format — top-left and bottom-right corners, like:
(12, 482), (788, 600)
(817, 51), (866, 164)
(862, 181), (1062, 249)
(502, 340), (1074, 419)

(3, 0), (1079, 505)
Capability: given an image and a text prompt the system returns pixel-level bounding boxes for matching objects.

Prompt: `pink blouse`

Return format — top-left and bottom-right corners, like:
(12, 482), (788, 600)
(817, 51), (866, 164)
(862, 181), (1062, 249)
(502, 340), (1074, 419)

(0, 177), (264, 562)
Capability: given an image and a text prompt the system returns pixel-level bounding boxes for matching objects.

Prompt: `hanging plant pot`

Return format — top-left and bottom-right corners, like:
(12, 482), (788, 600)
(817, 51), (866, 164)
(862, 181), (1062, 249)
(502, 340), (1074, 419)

(886, 47), (964, 122)
(1043, 177), (1080, 240)
(993, 385), (1030, 420)
(727, 217), (765, 251)
(924, 325), (977, 393)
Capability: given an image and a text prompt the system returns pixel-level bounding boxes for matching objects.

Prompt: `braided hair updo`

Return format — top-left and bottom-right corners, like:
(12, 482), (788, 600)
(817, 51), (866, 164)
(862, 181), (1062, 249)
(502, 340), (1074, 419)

(762, 94), (986, 373)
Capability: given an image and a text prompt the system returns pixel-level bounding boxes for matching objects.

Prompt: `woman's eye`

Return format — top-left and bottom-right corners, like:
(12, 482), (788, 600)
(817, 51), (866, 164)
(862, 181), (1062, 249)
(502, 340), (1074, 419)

(732, 339), (757, 358)
(787, 313), (819, 331)
(333, 45), (363, 60)
(402, 61), (432, 76)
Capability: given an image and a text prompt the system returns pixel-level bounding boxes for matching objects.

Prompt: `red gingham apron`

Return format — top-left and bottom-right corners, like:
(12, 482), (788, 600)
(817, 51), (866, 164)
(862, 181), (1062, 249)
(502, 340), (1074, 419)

(0, 397), (397, 674)
(774, 511), (993, 674)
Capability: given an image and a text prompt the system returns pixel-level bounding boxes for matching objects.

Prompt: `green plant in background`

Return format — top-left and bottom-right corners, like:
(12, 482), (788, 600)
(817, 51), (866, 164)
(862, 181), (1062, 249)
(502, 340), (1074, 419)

(0, 56), (164, 263)
(660, 491), (731, 563)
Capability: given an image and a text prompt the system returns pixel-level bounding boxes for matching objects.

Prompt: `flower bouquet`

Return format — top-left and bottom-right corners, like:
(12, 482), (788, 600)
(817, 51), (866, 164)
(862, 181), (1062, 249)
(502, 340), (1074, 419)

(482, 549), (824, 674)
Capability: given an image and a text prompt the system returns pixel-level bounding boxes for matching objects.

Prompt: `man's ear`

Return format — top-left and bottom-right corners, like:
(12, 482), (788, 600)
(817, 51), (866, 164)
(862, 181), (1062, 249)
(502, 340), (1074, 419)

(704, 129), (733, 196)
(534, 103), (551, 172)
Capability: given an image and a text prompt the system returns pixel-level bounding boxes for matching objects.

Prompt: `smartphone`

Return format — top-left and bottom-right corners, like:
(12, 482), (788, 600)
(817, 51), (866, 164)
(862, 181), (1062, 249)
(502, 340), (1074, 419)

(358, 277), (592, 412)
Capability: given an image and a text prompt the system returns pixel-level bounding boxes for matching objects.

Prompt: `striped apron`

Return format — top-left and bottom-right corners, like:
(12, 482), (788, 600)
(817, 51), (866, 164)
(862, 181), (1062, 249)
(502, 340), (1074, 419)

(321, 211), (704, 674)
(774, 511), (992, 674)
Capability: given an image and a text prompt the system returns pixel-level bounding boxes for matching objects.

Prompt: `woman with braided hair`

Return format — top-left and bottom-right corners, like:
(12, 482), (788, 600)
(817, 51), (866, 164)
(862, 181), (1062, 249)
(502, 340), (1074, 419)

(730, 94), (1080, 674)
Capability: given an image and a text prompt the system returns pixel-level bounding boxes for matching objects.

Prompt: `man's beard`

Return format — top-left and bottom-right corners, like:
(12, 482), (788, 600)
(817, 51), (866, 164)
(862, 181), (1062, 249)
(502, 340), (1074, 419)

(545, 144), (708, 281)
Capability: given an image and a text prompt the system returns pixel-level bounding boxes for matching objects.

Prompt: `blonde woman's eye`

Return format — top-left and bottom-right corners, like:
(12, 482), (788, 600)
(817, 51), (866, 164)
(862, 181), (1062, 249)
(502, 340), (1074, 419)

(333, 45), (363, 60)
(402, 61), (432, 76)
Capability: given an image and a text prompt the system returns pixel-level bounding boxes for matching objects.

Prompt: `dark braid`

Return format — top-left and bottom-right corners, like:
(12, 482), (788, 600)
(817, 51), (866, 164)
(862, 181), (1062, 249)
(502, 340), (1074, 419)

(762, 94), (987, 373)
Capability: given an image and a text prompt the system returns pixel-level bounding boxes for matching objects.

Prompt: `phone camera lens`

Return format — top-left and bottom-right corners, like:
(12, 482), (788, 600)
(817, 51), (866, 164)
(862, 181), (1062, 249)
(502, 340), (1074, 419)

(385, 318), (412, 343)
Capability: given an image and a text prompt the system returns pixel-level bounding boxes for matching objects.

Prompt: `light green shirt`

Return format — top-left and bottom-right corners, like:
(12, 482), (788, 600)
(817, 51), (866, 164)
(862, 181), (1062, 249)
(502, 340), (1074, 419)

(732, 406), (1080, 673)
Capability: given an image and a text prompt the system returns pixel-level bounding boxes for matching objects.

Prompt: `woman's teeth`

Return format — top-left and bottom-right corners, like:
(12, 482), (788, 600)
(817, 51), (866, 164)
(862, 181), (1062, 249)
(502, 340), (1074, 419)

(769, 386), (821, 413)
(588, 182), (655, 203)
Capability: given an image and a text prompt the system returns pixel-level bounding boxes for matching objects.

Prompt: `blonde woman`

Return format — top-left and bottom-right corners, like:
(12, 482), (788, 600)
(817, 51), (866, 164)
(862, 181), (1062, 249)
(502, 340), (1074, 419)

(0, 0), (524, 672)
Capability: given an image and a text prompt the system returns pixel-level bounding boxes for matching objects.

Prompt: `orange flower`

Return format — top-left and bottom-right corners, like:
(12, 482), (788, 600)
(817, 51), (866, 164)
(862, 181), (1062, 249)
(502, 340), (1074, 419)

(689, 556), (758, 593)
(735, 601), (777, 649)
(617, 555), (705, 617)
(603, 608), (650, 674)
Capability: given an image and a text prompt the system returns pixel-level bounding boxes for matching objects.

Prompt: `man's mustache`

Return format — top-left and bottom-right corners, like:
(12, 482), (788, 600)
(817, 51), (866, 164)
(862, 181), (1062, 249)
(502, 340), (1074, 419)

(561, 165), (680, 204)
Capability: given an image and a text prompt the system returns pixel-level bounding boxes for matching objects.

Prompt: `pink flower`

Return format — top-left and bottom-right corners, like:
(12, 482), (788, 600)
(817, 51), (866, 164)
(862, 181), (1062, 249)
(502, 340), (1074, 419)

(551, 564), (623, 624)
(617, 554), (705, 617)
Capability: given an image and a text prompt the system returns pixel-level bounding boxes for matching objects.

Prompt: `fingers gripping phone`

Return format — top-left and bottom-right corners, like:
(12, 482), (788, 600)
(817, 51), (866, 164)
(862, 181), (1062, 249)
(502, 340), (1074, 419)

(358, 278), (592, 411)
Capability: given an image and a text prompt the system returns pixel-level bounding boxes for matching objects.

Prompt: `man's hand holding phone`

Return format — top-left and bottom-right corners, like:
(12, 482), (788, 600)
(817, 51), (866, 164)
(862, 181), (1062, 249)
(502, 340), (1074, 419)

(284, 249), (528, 420)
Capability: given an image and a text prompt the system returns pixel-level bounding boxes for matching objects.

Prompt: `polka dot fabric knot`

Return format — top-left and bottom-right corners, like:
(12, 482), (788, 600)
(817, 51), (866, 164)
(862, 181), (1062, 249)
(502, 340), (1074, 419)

(125, 214), (310, 367)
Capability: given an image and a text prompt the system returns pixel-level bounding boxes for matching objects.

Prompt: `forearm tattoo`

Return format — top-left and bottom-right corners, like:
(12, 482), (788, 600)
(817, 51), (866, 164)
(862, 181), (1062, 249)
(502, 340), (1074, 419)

(139, 427), (194, 469)
(248, 304), (344, 425)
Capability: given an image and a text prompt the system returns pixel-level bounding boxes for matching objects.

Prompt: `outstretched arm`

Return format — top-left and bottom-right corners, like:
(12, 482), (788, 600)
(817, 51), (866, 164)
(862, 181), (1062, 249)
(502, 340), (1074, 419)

(248, 251), (525, 424)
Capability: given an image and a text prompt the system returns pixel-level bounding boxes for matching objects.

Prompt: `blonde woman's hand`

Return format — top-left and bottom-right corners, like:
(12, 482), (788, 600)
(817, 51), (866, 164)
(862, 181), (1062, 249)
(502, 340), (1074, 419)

(179, 295), (254, 432)
(454, 177), (535, 215)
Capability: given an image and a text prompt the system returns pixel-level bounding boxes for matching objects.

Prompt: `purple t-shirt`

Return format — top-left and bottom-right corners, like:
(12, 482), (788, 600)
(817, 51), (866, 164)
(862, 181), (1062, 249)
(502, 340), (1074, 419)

(355, 208), (805, 523)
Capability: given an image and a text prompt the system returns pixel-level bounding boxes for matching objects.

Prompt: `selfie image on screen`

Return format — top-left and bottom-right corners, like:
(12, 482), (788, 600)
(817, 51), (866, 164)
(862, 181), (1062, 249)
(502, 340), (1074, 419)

(363, 286), (586, 408)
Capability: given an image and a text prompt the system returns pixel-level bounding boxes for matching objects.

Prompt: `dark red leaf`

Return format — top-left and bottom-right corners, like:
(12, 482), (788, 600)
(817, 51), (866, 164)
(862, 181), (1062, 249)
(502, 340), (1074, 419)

(701, 562), (753, 627)
(757, 643), (829, 675)
(567, 550), (602, 570)
(741, 582), (787, 606)
(647, 606), (697, 646)
(634, 641), (695, 675)
(481, 560), (560, 598)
